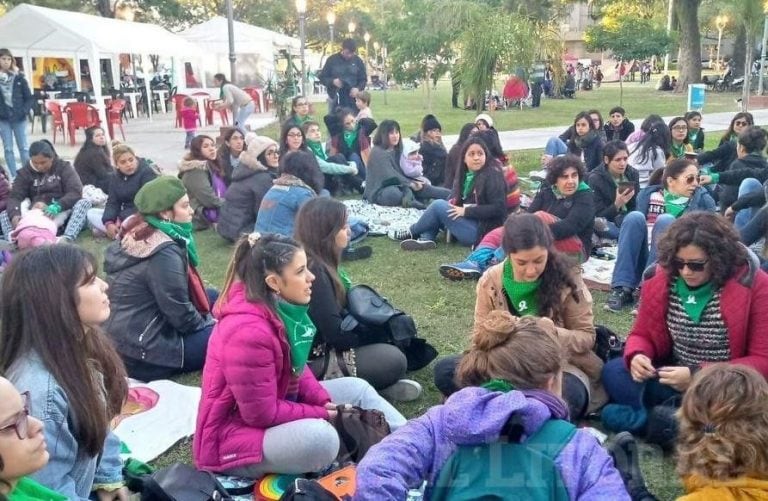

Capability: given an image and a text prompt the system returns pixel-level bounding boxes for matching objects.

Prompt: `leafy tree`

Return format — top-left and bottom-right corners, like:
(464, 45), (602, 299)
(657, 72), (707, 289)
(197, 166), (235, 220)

(674, 0), (703, 91)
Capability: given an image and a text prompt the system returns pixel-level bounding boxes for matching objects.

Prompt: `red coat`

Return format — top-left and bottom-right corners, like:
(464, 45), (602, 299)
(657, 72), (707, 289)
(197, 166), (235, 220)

(624, 256), (768, 377)
(193, 281), (331, 472)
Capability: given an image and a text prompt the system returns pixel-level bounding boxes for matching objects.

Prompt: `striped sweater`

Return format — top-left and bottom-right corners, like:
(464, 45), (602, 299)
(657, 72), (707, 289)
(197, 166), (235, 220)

(667, 287), (730, 366)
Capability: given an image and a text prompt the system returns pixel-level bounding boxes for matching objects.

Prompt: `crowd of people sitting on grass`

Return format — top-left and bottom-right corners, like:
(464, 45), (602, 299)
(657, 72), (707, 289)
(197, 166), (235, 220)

(3, 72), (768, 499)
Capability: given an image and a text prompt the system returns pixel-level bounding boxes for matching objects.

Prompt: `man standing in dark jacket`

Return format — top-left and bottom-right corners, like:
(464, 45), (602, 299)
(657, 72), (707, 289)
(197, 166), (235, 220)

(588, 140), (639, 240)
(319, 39), (367, 112)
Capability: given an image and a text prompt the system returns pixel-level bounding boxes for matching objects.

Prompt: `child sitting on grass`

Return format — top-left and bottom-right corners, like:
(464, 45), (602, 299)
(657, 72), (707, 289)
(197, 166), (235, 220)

(302, 120), (359, 196)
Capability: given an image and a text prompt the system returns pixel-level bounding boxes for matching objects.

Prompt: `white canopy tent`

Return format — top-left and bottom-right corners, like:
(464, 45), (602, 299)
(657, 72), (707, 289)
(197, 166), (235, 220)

(178, 16), (301, 87)
(0, 3), (198, 137)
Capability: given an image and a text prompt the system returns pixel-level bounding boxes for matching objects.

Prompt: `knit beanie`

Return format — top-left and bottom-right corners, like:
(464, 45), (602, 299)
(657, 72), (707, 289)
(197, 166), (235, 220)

(134, 176), (187, 215)
(475, 113), (494, 128)
(244, 133), (278, 159)
(422, 114), (442, 132)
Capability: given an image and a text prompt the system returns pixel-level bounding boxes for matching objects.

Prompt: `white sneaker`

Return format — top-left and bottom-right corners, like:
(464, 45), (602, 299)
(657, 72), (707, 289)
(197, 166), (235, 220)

(400, 238), (437, 251)
(379, 379), (422, 402)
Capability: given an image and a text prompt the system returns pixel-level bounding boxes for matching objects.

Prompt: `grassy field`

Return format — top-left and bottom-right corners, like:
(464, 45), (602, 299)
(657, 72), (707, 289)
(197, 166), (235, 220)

(81, 84), (745, 499)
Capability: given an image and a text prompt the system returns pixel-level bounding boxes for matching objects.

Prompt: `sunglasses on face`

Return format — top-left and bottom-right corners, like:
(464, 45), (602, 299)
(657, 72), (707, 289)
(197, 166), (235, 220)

(0, 391), (30, 440)
(678, 174), (700, 185)
(734, 120), (749, 126)
(672, 258), (708, 272)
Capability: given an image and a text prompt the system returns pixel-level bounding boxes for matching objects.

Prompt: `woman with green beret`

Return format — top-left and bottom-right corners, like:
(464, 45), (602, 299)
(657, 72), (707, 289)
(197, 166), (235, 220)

(103, 176), (217, 381)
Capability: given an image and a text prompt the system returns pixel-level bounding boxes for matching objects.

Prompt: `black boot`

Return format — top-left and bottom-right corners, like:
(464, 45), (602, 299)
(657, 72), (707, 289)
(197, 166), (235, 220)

(607, 432), (659, 501)
(644, 405), (678, 451)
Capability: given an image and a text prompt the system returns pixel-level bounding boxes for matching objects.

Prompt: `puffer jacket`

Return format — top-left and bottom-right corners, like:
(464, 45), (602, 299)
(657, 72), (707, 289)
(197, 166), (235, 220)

(193, 281), (331, 472)
(177, 159), (224, 229)
(101, 160), (157, 224)
(475, 262), (607, 412)
(103, 228), (213, 369)
(7, 157), (83, 220)
(452, 163), (507, 246)
(0, 71), (33, 123)
(254, 174), (316, 237)
(216, 152), (275, 242)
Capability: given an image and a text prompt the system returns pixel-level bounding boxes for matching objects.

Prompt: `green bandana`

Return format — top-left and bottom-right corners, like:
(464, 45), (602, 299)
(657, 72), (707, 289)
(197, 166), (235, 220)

(343, 127), (359, 149)
(674, 277), (714, 324)
(688, 130), (699, 144)
(481, 379), (516, 393)
(306, 139), (327, 161)
(338, 267), (352, 291)
(145, 215), (200, 267)
(662, 190), (689, 218)
(462, 171), (476, 199)
(670, 142), (686, 159)
(551, 181), (590, 199)
(502, 259), (540, 316)
(275, 300), (317, 375)
(9, 477), (67, 501)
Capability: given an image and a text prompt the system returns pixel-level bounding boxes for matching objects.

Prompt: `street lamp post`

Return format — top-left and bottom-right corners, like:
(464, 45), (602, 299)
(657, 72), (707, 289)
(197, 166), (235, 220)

(363, 32), (371, 77)
(716, 15), (728, 72)
(373, 41), (380, 68)
(327, 11), (335, 45)
(296, 0), (307, 96)
(225, 0), (236, 82)
(759, 4), (768, 95)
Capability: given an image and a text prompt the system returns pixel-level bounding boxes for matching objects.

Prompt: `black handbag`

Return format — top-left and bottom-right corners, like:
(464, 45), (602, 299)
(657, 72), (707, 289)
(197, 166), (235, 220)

(140, 463), (234, 501)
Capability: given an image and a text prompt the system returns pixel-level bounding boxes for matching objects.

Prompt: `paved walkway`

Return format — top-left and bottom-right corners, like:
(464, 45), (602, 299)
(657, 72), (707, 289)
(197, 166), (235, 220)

(16, 107), (768, 175)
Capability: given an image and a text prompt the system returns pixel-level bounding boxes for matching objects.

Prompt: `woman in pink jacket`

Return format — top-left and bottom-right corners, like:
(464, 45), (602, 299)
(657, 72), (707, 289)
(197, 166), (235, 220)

(193, 232), (405, 478)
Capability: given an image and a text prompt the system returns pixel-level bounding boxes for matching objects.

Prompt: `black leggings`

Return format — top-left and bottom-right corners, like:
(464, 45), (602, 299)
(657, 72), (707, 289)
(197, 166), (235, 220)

(433, 355), (589, 421)
(309, 342), (408, 390)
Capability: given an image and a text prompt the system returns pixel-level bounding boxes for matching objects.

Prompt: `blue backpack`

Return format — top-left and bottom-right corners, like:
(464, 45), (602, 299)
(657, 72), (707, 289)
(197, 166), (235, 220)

(431, 419), (576, 501)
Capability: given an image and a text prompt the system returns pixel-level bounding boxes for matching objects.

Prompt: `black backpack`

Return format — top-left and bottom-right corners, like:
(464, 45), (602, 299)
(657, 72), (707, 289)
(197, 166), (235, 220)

(140, 463), (237, 501)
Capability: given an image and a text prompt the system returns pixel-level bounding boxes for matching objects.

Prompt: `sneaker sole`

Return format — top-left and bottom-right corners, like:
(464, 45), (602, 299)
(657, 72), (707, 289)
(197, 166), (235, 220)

(603, 303), (626, 313)
(439, 265), (481, 281)
(380, 379), (422, 402)
(400, 239), (436, 251)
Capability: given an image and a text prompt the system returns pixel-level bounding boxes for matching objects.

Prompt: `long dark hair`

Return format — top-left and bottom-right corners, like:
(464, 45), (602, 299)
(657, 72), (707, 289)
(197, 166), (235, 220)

(0, 246), (127, 457)
(279, 151), (324, 194)
(186, 134), (224, 177)
(218, 127), (246, 156)
(722, 112), (754, 143)
(632, 120), (671, 165)
(454, 136), (494, 199)
(372, 119), (402, 155)
(657, 212), (748, 289)
(280, 124), (308, 153)
(294, 198), (348, 305)
(219, 233), (303, 312)
(74, 126), (110, 166)
(501, 214), (581, 323)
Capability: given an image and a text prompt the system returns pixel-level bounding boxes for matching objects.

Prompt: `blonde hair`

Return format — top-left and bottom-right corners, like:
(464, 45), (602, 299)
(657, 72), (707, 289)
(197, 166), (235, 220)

(356, 90), (371, 106)
(677, 363), (768, 481)
(112, 143), (135, 163)
(456, 311), (563, 390)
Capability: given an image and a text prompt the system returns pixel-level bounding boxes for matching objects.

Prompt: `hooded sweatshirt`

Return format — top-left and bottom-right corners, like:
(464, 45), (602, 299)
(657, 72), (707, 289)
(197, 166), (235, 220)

(354, 387), (629, 500)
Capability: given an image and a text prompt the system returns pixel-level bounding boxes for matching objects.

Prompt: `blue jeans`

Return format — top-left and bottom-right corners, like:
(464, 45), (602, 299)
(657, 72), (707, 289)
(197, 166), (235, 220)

(544, 137), (568, 157)
(348, 152), (366, 180)
(234, 101), (256, 133)
(0, 118), (29, 177)
(734, 178), (762, 230)
(741, 205), (768, 247)
(409, 199), (479, 245)
(611, 211), (675, 289)
(602, 358), (681, 408)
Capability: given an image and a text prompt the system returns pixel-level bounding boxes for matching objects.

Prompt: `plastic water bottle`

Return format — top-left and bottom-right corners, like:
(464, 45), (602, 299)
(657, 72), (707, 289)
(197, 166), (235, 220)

(405, 490), (423, 501)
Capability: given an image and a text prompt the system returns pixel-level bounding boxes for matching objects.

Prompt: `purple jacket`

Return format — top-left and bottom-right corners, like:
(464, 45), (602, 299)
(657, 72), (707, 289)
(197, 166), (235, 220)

(354, 387), (629, 500)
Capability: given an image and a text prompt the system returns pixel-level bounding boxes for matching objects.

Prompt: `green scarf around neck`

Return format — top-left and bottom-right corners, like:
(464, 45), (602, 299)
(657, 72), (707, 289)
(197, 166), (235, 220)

(343, 127), (359, 149)
(688, 129), (699, 144)
(502, 259), (540, 316)
(306, 139), (327, 161)
(462, 171), (476, 199)
(338, 267), (352, 291)
(662, 189), (689, 218)
(670, 142), (686, 159)
(674, 277), (714, 324)
(145, 215), (200, 267)
(551, 180), (590, 199)
(275, 300), (317, 375)
(481, 379), (516, 393)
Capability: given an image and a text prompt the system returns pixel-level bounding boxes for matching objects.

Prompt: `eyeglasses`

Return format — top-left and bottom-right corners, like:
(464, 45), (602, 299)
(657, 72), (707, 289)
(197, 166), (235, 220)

(672, 258), (709, 272)
(265, 150), (279, 156)
(734, 120), (749, 126)
(671, 125), (688, 131)
(675, 174), (699, 185)
(0, 391), (30, 440)
(286, 132), (303, 138)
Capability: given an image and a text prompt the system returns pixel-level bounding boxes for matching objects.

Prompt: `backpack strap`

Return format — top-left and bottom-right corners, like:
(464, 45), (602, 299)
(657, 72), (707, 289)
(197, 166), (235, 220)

(523, 419), (577, 461)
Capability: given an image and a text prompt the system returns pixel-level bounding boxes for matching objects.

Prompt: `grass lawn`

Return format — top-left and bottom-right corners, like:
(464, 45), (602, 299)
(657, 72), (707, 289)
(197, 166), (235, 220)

(80, 85), (744, 499)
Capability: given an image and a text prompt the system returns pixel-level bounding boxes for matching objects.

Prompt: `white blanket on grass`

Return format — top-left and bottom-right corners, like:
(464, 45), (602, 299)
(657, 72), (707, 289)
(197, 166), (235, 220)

(343, 199), (424, 237)
(113, 379), (200, 463)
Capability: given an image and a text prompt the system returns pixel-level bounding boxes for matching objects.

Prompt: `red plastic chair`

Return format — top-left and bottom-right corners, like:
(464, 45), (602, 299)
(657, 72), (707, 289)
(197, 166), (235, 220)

(64, 102), (101, 145)
(243, 87), (262, 113)
(44, 101), (66, 144)
(205, 99), (229, 126)
(172, 93), (189, 128)
(107, 99), (127, 141)
(190, 92), (210, 127)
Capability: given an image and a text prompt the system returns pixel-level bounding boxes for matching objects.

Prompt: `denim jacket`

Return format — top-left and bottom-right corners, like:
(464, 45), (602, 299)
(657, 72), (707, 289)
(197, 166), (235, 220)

(636, 184), (716, 215)
(254, 174), (316, 237)
(8, 352), (123, 500)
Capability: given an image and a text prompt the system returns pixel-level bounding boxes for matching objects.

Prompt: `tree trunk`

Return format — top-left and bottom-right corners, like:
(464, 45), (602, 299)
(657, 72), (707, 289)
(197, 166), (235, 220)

(674, 0), (702, 92)
(733, 25), (747, 78)
(95, 0), (115, 17)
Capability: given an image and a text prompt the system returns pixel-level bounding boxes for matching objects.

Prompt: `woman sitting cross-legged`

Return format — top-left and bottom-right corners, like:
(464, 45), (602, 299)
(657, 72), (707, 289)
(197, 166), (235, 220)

(0, 245), (129, 500)
(295, 197), (421, 401)
(439, 155), (594, 281)
(355, 311), (629, 500)
(392, 136), (507, 250)
(104, 176), (216, 381)
(605, 159), (716, 313)
(543, 111), (605, 172)
(602, 212), (768, 449)
(433, 214), (607, 421)
(193, 233), (405, 478)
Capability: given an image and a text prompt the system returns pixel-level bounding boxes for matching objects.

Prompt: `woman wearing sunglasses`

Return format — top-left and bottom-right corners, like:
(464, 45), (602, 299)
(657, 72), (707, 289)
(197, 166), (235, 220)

(0, 377), (62, 500)
(605, 159), (716, 312)
(602, 212), (768, 447)
(0, 246), (129, 500)
(697, 112), (754, 177)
